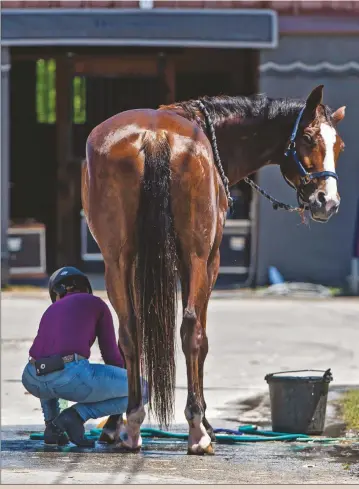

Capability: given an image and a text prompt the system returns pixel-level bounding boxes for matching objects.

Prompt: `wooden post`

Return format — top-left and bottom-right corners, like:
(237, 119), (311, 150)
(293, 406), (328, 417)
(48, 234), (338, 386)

(55, 54), (77, 269)
(157, 52), (176, 105)
(1, 47), (11, 287)
(164, 58), (175, 104)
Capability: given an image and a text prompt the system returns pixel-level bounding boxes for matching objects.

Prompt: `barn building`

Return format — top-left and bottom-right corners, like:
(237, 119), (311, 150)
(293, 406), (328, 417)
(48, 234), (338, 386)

(1, 1), (359, 289)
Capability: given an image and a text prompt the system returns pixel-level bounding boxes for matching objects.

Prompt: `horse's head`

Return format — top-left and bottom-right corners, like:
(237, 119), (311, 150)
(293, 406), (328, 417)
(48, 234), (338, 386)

(281, 85), (345, 222)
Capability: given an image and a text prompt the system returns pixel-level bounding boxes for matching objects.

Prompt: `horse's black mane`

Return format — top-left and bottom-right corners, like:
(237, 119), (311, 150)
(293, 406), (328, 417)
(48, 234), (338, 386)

(169, 94), (333, 128)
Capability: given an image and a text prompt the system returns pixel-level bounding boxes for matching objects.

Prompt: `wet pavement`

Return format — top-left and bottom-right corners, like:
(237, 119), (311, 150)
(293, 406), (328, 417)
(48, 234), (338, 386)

(2, 293), (359, 483)
(2, 427), (359, 484)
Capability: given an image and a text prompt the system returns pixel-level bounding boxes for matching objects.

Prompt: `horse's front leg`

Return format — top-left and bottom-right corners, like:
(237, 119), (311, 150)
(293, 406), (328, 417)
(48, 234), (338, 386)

(104, 260), (145, 451)
(198, 249), (221, 443)
(181, 258), (213, 455)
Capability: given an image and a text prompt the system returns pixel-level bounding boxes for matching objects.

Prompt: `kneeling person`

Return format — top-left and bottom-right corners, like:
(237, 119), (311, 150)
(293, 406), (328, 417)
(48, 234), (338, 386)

(22, 266), (147, 447)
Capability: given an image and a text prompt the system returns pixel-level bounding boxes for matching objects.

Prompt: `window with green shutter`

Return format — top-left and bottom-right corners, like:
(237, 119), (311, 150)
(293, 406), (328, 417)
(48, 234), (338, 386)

(36, 59), (86, 125)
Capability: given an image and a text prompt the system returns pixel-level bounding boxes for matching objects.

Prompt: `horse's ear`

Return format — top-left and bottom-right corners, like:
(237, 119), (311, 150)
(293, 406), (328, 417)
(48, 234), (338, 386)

(331, 106), (346, 124)
(303, 85), (324, 121)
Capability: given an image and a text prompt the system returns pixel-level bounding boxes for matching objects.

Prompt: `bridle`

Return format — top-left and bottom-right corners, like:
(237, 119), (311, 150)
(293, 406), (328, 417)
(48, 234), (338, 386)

(283, 106), (339, 192)
(196, 99), (338, 215)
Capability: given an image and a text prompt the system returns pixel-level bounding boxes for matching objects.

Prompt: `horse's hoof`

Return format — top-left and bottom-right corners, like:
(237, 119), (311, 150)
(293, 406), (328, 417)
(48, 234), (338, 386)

(187, 443), (215, 456)
(186, 413), (214, 456)
(187, 431), (214, 456)
(98, 429), (116, 444)
(114, 429), (143, 452)
(114, 406), (144, 452)
(99, 415), (126, 444)
(115, 440), (142, 453)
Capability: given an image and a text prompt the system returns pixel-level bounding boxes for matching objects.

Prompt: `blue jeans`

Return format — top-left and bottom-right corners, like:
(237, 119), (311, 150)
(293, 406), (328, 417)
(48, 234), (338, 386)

(22, 358), (148, 423)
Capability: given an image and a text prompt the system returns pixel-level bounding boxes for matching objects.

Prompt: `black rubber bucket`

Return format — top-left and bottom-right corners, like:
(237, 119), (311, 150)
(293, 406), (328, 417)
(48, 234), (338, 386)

(265, 369), (333, 435)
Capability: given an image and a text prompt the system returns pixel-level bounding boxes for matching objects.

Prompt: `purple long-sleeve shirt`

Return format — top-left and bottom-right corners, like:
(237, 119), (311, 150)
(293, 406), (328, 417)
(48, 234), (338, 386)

(29, 292), (124, 368)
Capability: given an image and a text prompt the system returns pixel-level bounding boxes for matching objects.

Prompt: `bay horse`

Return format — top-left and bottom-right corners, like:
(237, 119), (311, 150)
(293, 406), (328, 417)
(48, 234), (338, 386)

(81, 84), (345, 455)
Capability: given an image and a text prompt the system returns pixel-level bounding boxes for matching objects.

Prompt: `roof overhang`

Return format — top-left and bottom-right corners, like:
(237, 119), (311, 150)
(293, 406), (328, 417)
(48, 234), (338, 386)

(1, 8), (278, 49)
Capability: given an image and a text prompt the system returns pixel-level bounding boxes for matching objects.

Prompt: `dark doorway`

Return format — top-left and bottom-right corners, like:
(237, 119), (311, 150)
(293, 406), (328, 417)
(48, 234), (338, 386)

(10, 48), (258, 287)
(73, 75), (165, 159)
(71, 65), (167, 273)
(10, 58), (57, 273)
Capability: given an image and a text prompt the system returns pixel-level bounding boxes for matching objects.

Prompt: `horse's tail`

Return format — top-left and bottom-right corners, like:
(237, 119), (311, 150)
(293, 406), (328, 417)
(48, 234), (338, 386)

(136, 133), (178, 428)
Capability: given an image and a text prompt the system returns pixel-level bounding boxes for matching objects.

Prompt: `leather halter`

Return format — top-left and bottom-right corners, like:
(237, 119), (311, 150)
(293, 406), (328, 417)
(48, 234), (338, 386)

(284, 106), (339, 190)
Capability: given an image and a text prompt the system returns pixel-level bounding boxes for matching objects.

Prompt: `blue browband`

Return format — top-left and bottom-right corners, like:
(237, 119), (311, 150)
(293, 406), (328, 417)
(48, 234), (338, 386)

(284, 106), (338, 186)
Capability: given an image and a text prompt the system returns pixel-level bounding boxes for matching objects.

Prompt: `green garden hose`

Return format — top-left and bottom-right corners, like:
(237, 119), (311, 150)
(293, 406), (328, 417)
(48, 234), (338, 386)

(29, 424), (358, 444)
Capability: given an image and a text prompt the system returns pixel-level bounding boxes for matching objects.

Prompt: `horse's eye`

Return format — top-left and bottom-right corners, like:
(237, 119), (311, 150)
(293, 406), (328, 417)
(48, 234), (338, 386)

(303, 134), (316, 146)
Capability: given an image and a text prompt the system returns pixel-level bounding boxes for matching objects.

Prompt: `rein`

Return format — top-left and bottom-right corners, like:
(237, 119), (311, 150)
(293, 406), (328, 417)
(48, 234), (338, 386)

(196, 100), (233, 209)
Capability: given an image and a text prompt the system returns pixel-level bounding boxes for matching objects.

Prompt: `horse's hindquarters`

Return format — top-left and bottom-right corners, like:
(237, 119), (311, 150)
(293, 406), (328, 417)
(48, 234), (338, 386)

(83, 109), (227, 454)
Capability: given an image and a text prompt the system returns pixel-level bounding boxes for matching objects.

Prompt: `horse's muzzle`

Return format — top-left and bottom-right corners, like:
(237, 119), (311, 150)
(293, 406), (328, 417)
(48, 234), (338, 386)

(298, 191), (340, 222)
(309, 200), (340, 222)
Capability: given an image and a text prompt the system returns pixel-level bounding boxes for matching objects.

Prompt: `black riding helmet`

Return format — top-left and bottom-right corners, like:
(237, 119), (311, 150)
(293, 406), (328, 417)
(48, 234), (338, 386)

(48, 266), (93, 303)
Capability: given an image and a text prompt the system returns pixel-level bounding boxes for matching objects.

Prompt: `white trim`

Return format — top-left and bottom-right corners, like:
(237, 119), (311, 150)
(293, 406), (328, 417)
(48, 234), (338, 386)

(8, 227), (47, 275)
(10, 267), (47, 276)
(1, 7), (276, 15)
(81, 214), (89, 260)
(2, 39), (276, 49)
(223, 220), (251, 236)
(223, 227), (250, 236)
(8, 227), (45, 235)
(1, 64), (11, 72)
(260, 61), (359, 74)
(82, 253), (103, 262)
(80, 215), (100, 261)
(1, 8), (278, 49)
(224, 219), (251, 228)
(80, 215), (252, 267)
(272, 7), (279, 49)
(81, 261), (251, 273)
(219, 266), (249, 274)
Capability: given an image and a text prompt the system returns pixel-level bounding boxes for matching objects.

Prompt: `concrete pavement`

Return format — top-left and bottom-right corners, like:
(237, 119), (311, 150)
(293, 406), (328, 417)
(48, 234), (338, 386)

(2, 293), (359, 483)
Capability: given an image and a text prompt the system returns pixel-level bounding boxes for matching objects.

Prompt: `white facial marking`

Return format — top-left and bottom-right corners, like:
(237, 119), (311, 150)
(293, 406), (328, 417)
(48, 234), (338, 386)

(320, 123), (339, 207)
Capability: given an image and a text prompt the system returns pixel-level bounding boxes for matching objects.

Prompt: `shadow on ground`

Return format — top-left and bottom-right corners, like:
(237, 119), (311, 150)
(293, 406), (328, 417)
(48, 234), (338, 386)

(1, 427), (358, 484)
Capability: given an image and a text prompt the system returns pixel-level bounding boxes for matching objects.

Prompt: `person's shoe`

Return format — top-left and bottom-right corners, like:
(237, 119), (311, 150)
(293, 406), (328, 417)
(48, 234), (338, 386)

(52, 407), (95, 448)
(44, 420), (69, 446)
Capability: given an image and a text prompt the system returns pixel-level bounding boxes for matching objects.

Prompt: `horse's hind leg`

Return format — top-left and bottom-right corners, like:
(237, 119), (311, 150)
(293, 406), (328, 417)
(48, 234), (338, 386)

(180, 273), (214, 443)
(180, 256), (214, 455)
(198, 249), (220, 443)
(104, 256), (145, 451)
